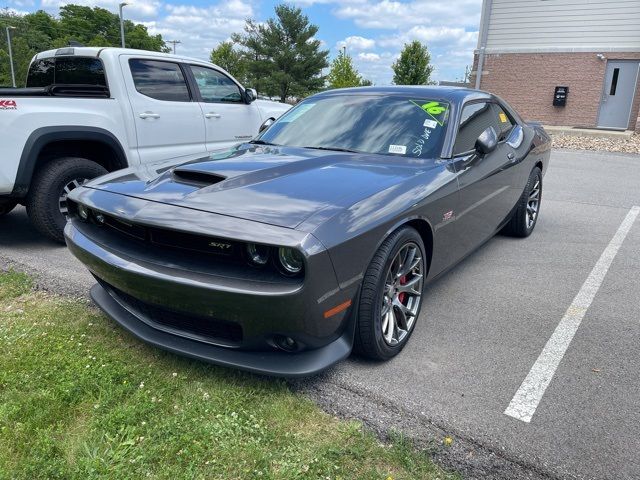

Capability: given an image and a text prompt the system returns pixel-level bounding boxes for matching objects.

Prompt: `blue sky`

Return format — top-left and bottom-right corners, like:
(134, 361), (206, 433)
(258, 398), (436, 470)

(7, 0), (482, 84)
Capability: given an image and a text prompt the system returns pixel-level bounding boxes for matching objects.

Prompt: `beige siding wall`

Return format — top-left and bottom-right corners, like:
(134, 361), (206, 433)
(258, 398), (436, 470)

(485, 0), (640, 52)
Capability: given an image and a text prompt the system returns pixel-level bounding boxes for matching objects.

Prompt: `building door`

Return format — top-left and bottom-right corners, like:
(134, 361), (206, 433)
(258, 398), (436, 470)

(597, 60), (640, 130)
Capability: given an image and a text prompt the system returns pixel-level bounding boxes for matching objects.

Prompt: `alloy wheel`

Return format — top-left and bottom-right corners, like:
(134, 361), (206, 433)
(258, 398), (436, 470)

(380, 242), (424, 346)
(526, 176), (541, 229)
(58, 178), (87, 218)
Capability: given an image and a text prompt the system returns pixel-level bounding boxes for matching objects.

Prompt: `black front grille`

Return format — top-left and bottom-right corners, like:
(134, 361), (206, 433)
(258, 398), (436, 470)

(100, 280), (243, 345)
(99, 213), (243, 260)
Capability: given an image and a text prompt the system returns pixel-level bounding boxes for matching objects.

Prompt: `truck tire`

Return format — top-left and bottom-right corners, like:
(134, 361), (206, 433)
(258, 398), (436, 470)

(26, 157), (107, 243)
(0, 200), (17, 217)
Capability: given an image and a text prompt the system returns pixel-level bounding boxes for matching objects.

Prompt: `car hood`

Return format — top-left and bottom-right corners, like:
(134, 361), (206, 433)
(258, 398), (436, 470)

(87, 145), (427, 229)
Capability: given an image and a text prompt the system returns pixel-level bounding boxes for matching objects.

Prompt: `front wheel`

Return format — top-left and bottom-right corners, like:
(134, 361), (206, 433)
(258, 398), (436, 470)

(354, 226), (426, 360)
(502, 166), (542, 238)
(26, 157), (107, 243)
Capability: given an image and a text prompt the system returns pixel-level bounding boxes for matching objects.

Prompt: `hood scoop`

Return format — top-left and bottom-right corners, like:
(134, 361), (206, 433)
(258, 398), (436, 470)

(172, 168), (227, 187)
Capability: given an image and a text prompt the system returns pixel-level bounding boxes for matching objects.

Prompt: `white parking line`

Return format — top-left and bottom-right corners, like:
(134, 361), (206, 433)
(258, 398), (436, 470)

(505, 205), (640, 423)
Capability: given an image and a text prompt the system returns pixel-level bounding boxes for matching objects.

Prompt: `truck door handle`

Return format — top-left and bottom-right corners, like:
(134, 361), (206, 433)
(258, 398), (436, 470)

(139, 112), (160, 119)
(205, 112), (222, 119)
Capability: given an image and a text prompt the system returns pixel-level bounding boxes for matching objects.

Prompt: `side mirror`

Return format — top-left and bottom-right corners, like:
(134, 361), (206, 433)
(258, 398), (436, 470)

(258, 117), (275, 133)
(244, 88), (257, 104)
(475, 126), (498, 155)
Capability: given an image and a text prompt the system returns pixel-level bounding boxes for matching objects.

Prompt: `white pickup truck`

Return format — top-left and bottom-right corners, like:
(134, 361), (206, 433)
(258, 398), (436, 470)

(0, 47), (290, 241)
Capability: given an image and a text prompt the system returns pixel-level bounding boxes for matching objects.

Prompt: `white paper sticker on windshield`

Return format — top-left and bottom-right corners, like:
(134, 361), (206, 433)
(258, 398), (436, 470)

(423, 119), (437, 129)
(389, 145), (407, 154)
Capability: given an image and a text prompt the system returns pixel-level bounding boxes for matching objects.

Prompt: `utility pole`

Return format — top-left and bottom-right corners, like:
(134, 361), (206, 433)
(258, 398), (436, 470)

(119, 2), (128, 48)
(6, 26), (16, 88)
(167, 40), (181, 54)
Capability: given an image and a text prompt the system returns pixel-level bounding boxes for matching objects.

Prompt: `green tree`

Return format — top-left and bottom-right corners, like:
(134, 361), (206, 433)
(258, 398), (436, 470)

(327, 50), (362, 88)
(0, 6), (168, 87)
(210, 41), (246, 82)
(234, 4), (329, 102)
(392, 40), (434, 85)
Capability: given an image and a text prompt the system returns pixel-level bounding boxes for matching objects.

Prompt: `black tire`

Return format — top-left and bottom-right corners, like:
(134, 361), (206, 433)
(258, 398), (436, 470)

(26, 157), (107, 243)
(354, 226), (426, 360)
(502, 166), (542, 238)
(0, 200), (17, 217)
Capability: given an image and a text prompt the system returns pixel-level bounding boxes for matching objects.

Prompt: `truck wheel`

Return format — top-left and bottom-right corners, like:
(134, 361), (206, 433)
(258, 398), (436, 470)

(0, 200), (17, 217)
(26, 157), (107, 243)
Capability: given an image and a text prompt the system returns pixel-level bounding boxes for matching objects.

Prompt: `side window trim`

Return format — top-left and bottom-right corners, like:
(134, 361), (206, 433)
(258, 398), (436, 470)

(128, 58), (194, 103)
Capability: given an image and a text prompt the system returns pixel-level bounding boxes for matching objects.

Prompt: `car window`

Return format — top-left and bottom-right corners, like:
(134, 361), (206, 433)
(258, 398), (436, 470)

(259, 95), (449, 159)
(26, 57), (106, 87)
(189, 66), (242, 103)
(129, 59), (190, 102)
(453, 102), (497, 156)
(491, 104), (515, 141)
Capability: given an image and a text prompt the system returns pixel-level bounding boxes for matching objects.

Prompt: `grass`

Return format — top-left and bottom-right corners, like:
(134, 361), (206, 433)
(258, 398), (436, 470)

(0, 271), (458, 480)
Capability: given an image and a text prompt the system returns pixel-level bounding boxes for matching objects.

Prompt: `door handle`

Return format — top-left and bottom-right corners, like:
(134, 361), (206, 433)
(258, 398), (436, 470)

(139, 112), (160, 119)
(205, 112), (222, 119)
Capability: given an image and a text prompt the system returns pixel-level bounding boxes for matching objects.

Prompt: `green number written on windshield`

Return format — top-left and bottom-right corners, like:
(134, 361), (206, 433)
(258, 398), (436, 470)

(410, 100), (449, 126)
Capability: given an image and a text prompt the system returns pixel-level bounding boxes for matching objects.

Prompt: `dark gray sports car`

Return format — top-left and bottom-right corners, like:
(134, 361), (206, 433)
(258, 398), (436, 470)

(65, 86), (551, 377)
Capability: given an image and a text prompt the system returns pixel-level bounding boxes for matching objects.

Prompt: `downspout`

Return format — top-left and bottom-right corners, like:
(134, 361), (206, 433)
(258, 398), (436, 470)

(475, 0), (493, 90)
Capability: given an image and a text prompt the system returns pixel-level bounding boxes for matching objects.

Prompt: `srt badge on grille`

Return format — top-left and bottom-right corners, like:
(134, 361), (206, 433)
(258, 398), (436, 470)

(208, 241), (232, 251)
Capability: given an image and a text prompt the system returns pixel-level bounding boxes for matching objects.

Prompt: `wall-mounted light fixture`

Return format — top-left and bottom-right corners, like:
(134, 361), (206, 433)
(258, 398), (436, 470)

(596, 54), (606, 61)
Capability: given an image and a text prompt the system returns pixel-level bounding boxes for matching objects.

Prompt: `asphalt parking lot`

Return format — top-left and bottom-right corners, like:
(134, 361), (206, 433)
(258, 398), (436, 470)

(1, 149), (639, 480)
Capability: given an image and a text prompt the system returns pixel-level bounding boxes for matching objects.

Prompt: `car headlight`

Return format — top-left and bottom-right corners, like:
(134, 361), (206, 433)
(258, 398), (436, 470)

(246, 243), (270, 265)
(278, 247), (304, 274)
(77, 203), (89, 222)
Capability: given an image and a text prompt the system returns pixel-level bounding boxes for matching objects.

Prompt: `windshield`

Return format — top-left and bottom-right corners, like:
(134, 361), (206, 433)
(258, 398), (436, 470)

(258, 94), (449, 159)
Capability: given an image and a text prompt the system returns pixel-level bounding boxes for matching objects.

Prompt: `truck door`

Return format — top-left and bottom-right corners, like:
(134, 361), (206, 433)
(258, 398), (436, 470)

(121, 56), (207, 164)
(186, 65), (262, 152)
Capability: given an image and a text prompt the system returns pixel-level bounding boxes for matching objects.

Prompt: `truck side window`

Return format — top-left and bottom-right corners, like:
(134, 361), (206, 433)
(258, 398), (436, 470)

(189, 66), (242, 103)
(129, 59), (190, 102)
(26, 57), (106, 87)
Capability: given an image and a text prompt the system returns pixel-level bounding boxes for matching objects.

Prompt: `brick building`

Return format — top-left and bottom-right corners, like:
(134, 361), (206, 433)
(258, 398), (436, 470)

(471, 0), (640, 131)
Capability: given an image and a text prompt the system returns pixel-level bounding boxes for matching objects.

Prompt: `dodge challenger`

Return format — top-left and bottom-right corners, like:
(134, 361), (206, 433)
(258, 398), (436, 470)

(65, 86), (551, 377)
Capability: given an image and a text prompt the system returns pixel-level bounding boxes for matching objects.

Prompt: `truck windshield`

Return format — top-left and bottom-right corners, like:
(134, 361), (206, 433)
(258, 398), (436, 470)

(258, 94), (450, 159)
(26, 57), (107, 88)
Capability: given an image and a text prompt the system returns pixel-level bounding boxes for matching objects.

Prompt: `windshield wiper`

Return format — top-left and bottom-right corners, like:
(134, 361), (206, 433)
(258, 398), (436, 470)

(303, 146), (359, 153)
(249, 139), (279, 146)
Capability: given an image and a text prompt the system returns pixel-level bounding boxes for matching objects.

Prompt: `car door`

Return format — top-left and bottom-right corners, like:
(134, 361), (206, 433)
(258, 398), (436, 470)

(122, 57), (207, 164)
(186, 65), (262, 151)
(450, 101), (519, 257)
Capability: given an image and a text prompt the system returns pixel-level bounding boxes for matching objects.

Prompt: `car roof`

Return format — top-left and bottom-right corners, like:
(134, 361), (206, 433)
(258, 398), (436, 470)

(313, 86), (493, 104)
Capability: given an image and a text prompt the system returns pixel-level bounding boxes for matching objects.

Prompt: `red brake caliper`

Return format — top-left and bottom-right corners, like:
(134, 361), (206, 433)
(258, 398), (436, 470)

(398, 275), (407, 304)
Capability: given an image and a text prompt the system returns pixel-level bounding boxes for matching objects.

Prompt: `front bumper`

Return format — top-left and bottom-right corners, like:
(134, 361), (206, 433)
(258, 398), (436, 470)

(90, 283), (352, 377)
(64, 205), (358, 377)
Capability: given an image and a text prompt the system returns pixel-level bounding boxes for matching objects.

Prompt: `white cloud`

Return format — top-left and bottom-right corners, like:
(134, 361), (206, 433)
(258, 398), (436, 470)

(333, 0), (481, 30)
(357, 52), (380, 62)
(143, 0), (253, 59)
(41, 0), (161, 19)
(336, 35), (375, 52)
